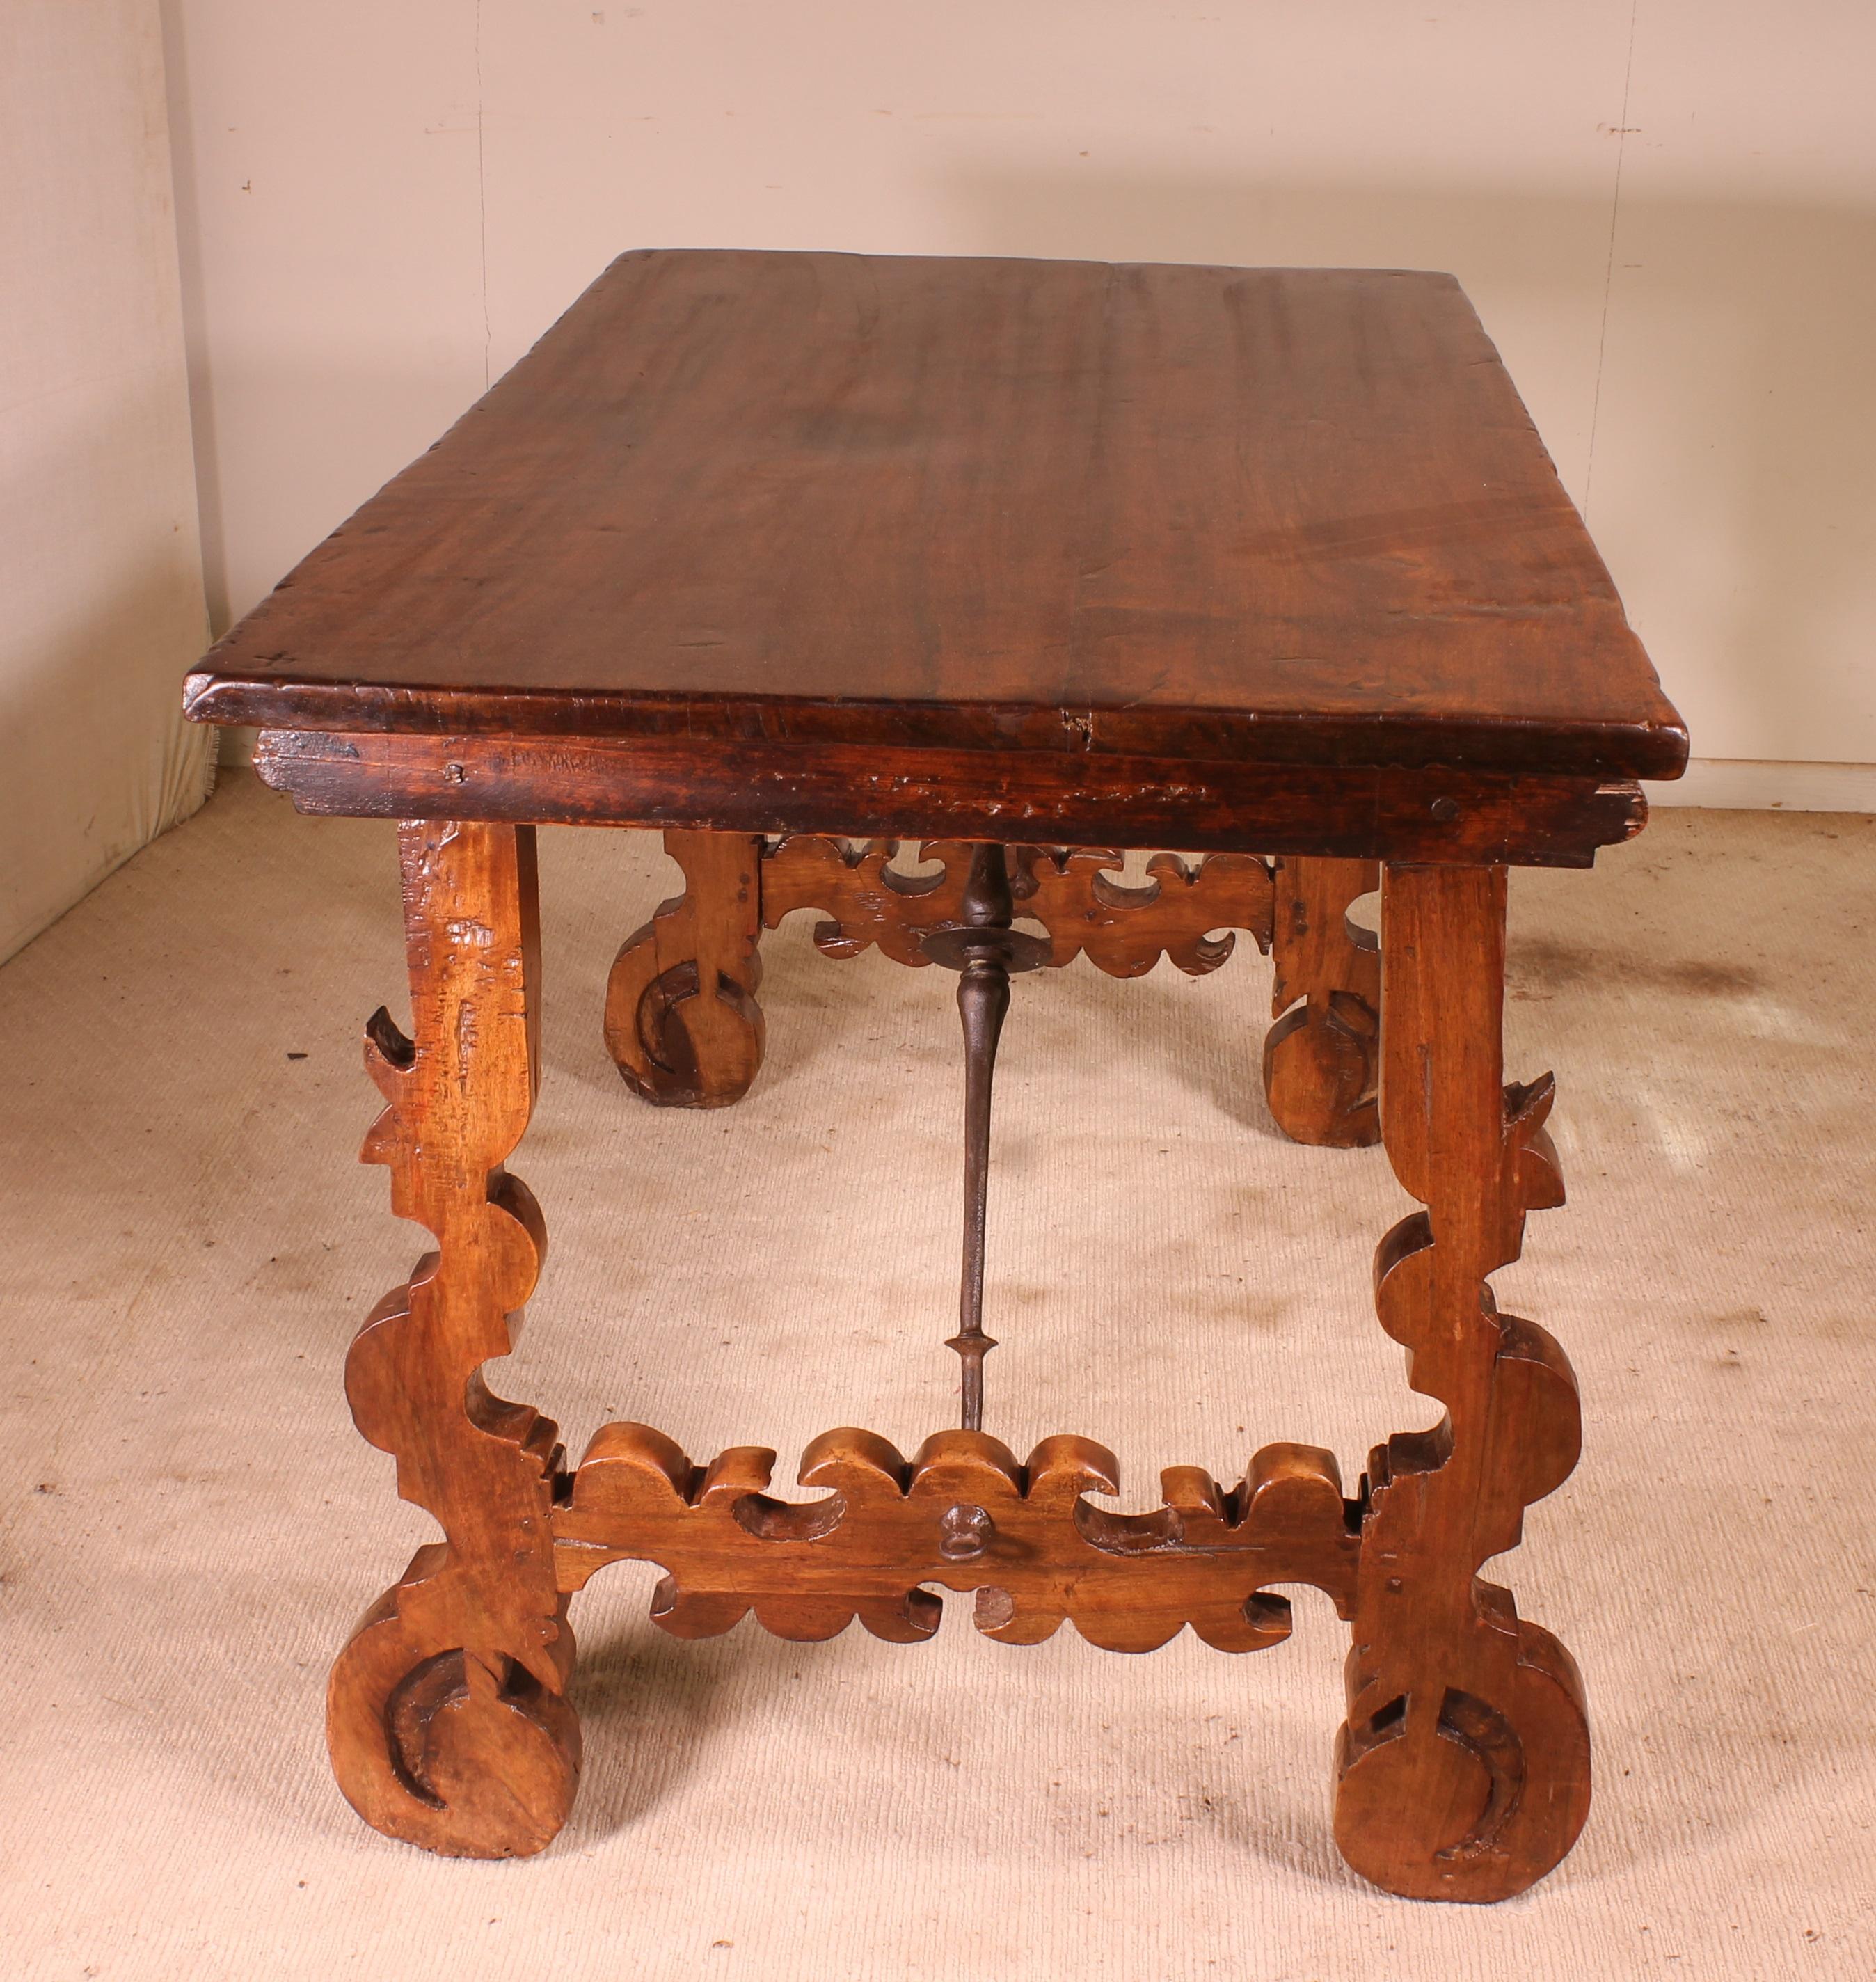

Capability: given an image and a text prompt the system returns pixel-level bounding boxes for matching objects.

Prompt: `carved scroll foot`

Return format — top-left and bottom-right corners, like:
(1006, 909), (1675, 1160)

(605, 829), (765, 1107)
(1264, 856), (1381, 1146)
(329, 1551), (581, 1859)
(1333, 1610), (1591, 1903)
(1332, 862), (1589, 1901)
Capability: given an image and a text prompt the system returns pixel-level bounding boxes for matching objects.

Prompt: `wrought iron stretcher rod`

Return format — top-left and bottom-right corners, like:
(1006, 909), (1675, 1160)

(921, 843), (1049, 1431)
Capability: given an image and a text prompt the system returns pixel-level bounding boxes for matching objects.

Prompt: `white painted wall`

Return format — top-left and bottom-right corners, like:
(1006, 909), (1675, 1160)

(3, 0), (214, 960)
(162, 1), (1876, 792)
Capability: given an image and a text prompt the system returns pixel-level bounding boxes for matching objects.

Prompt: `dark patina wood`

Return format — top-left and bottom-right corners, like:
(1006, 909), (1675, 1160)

(185, 248), (1684, 1899)
(251, 727), (1646, 867)
(186, 250), (1683, 786)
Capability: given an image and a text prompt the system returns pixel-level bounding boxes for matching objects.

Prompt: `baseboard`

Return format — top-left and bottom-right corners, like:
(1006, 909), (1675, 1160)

(1644, 758), (1876, 812)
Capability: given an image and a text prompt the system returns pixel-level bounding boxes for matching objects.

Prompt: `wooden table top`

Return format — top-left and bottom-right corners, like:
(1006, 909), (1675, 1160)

(184, 249), (1685, 781)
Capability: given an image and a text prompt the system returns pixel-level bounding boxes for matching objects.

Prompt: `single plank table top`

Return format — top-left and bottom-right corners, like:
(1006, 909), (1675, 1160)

(184, 250), (1686, 788)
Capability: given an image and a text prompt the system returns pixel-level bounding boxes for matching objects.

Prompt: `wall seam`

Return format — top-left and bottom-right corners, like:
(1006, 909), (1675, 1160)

(1582, 0), (1640, 519)
(475, 0), (491, 387)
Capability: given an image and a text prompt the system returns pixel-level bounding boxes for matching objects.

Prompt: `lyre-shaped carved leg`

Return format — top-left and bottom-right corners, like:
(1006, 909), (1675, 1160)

(1333, 863), (1588, 1901)
(1264, 856), (1381, 1147)
(326, 821), (580, 1857)
(605, 829), (765, 1107)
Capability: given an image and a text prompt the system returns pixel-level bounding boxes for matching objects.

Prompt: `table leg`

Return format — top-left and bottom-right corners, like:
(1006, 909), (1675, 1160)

(1264, 856), (1381, 1146)
(605, 828), (765, 1106)
(326, 820), (581, 1857)
(1333, 862), (1590, 1901)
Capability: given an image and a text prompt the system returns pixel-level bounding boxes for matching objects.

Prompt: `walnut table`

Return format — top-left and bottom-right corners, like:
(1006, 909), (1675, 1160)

(184, 249), (1687, 1901)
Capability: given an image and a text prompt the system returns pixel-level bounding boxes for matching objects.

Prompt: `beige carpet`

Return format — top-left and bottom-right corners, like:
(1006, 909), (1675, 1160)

(2, 775), (1872, 1979)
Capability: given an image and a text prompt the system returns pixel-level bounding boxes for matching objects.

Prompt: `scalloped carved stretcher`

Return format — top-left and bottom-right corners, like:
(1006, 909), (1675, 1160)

(604, 833), (1379, 1143)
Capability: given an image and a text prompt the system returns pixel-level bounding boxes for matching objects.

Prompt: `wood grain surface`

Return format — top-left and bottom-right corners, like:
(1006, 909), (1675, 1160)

(326, 821), (582, 1858)
(250, 727), (1648, 868)
(185, 249), (1685, 782)
(552, 1425), (1361, 1655)
(602, 828), (765, 1107)
(1331, 862), (1589, 1901)
(1264, 855), (1383, 1147)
